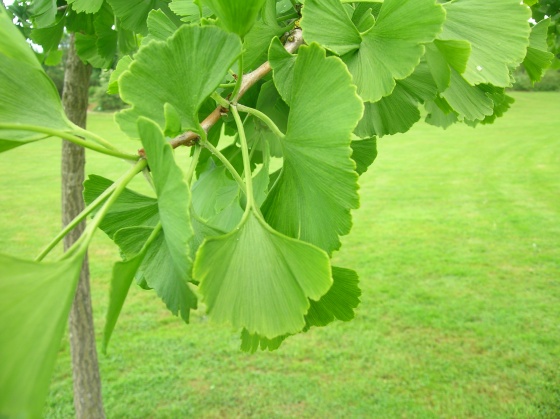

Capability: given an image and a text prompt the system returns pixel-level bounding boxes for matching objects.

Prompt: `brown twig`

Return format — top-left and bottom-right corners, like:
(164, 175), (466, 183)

(137, 28), (304, 158)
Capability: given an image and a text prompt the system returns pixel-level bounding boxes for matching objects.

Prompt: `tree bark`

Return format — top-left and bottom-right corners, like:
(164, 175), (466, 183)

(61, 34), (106, 419)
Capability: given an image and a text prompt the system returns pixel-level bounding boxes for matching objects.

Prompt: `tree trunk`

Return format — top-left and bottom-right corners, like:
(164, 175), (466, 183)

(61, 34), (106, 419)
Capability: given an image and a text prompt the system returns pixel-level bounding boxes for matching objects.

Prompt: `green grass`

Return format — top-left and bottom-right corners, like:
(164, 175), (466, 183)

(1, 92), (559, 418)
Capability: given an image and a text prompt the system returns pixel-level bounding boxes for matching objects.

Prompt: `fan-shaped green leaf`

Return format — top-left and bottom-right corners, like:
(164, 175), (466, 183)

(239, 266), (361, 352)
(268, 36), (296, 104)
(302, 0), (445, 103)
(201, 0), (267, 38)
(83, 175), (159, 239)
(240, 328), (287, 353)
(262, 43), (363, 254)
(115, 225), (198, 322)
(67, 0), (104, 14)
(243, 0), (287, 71)
(0, 7), (72, 152)
(144, 9), (179, 44)
(439, 0), (531, 87)
(523, 19), (554, 83)
(29, 0), (57, 28)
(426, 41), (494, 122)
(107, 0), (170, 34)
(300, 0), (361, 56)
(116, 25), (242, 138)
(355, 85), (420, 138)
(305, 267), (361, 328)
(108, 55), (133, 94)
(195, 210), (332, 338)
(0, 249), (86, 418)
(103, 225), (162, 354)
(138, 117), (193, 280)
(351, 137), (377, 176)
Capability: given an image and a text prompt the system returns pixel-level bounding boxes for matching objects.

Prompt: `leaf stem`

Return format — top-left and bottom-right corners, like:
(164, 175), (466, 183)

(164, 28), (304, 152)
(236, 104), (286, 139)
(200, 140), (247, 194)
(35, 180), (118, 262)
(211, 92), (230, 109)
(71, 124), (121, 152)
(0, 123), (138, 161)
(231, 55), (244, 103)
(231, 106), (254, 208)
(185, 145), (202, 185)
(62, 159), (149, 259)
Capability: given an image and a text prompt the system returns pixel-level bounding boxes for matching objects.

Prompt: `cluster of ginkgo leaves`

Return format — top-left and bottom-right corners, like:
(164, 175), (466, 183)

(0, 0), (554, 417)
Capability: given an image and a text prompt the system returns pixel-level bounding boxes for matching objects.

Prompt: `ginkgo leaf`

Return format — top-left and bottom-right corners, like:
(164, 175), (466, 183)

(243, 0), (288, 71)
(107, 0), (170, 34)
(107, 55), (132, 95)
(114, 226), (197, 322)
(523, 19), (554, 83)
(300, 0), (362, 56)
(138, 117), (193, 286)
(301, 0), (445, 102)
(262, 43), (363, 254)
(0, 248), (86, 418)
(239, 266), (361, 353)
(83, 175), (159, 239)
(425, 41), (494, 122)
(201, 0), (267, 38)
(144, 9), (179, 44)
(425, 97), (459, 129)
(351, 137), (377, 176)
(30, 15), (65, 53)
(67, 0), (104, 14)
(0, 7), (72, 152)
(244, 80), (287, 157)
(305, 267), (361, 328)
(116, 25), (242, 138)
(195, 210), (332, 338)
(268, 36), (296, 104)
(99, 118), (199, 322)
(240, 328), (287, 353)
(439, 0), (531, 87)
(355, 62), (438, 138)
(29, 0), (57, 28)
(103, 225), (162, 354)
(169, 0), (213, 22)
(355, 85), (420, 138)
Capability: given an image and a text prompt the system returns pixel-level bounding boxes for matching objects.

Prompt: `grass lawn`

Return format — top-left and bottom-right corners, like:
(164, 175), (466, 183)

(0, 92), (559, 418)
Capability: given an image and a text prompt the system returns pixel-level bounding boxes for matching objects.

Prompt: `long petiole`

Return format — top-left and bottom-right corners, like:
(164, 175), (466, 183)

(185, 145), (202, 185)
(236, 104), (286, 139)
(71, 124), (121, 152)
(62, 159), (149, 259)
(35, 180), (118, 262)
(0, 123), (138, 161)
(230, 55), (244, 103)
(200, 139), (247, 194)
(211, 92), (230, 109)
(231, 106), (254, 208)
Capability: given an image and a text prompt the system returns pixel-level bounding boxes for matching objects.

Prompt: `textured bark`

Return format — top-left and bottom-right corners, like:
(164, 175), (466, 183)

(62, 34), (106, 419)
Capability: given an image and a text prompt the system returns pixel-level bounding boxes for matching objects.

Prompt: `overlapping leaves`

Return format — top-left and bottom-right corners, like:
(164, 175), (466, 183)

(195, 209), (333, 338)
(264, 43), (363, 254)
(301, 0), (445, 103)
(116, 24), (242, 138)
